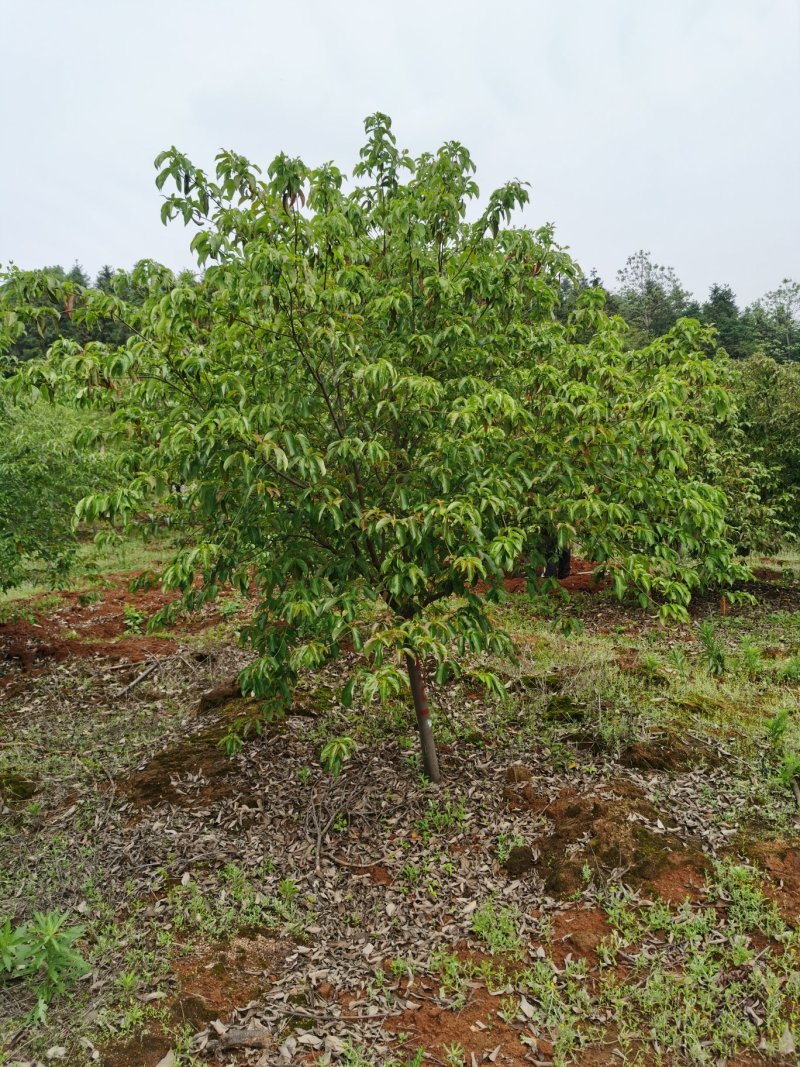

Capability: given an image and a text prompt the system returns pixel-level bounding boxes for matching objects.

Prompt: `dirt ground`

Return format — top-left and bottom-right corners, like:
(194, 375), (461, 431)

(2, 563), (800, 1066)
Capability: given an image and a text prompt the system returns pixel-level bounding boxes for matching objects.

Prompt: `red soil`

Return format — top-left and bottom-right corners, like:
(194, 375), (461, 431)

(0, 572), (225, 674)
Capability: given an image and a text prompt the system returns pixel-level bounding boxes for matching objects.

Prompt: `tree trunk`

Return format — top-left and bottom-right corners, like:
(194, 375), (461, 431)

(405, 655), (441, 783)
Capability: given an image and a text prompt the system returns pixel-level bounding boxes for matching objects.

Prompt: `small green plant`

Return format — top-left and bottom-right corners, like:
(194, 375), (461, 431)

(217, 596), (245, 619)
(496, 831), (524, 865)
(430, 948), (467, 1008)
(471, 899), (524, 957)
(711, 861), (785, 938)
(640, 652), (663, 680)
(278, 878), (299, 903)
(738, 638), (765, 677)
(401, 862), (422, 885)
(767, 708), (790, 748)
(778, 752), (800, 787)
(443, 1041), (466, 1067)
(698, 621), (726, 677)
(320, 736), (357, 777)
(122, 603), (146, 635)
(168, 865), (303, 939)
(0, 911), (89, 1020)
(498, 993), (519, 1022)
(389, 957), (415, 979)
(665, 647), (689, 674)
(777, 656), (800, 683)
(417, 796), (467, 841)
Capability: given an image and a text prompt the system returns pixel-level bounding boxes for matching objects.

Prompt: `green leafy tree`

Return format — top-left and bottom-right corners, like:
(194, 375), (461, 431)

(732, 355), (800, 538)
(0, 265), (74, 364)
(614, 250), (699, 343)
(0, 393), (118, 592)
(743, 279), (800, 363)
(18, 115), (750, 779)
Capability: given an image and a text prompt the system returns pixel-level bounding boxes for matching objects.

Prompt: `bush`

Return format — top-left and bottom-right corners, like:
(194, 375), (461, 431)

(0, 398), (116, 591)
(732, 355), (800, 543)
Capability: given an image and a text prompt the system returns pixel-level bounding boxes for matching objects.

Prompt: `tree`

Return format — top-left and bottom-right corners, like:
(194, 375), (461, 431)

(0, 265), (87, 364)
(0, 394), (114, 592)
(743, 279), (800, 363)
(733, 355), (800, 538)
(19, 115), (750, 780)
(701, 284), (754, 361)
(614, 251), (699, 343)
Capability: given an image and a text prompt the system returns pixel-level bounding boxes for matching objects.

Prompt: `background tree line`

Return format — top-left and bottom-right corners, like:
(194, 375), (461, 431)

(4, 251), (799, 365)
(558, 250), (800, 362)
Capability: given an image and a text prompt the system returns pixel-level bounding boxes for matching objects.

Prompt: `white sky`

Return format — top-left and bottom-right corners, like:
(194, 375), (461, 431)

(1, 0), (798, 305)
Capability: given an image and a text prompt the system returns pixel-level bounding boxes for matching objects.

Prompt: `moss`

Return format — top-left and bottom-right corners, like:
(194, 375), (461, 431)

(543, 695), (585, 723)
(303, 686), (339, 713)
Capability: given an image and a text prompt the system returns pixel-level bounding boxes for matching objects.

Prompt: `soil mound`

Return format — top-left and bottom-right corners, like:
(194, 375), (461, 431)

(529, 782), (682, 894)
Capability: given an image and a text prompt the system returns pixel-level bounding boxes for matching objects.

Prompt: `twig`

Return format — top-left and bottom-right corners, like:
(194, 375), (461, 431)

(261, 1004), (396, 1023)
(119, 659), (163, 695)
(330, 853), (393, 871)
(791, 777), (800, 810)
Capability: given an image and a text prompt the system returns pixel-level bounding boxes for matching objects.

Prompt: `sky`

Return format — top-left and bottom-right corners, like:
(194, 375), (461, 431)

(1, 0), (798, 305)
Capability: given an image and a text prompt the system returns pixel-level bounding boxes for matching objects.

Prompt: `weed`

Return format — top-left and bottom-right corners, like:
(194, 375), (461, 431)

(429, 948), (467, 1008)
(389, 957), (415, 979)
(778, 656), (800, 683)
(320, 736), (357, 777)
(122, 603), (146, 635)
(167, 864), (304, 939)
(496, 831), (524, 865)
(443, 1041), (466, 1067)
(342, 1044), (423, 1067)
(0, 911), (89, 1021)
(767, 708), (790, 747)
(698, 621), (726, 676)
(711, 861), (785, 937)
(417, 796), (467, 841)
(665, 647), (689, 674)
(779, 751), (800, 786)
(218, 596), (245, 619)
(739, 638), (765, 677)
(471, 899), (523, 957)
(498, 994), (519, 1022)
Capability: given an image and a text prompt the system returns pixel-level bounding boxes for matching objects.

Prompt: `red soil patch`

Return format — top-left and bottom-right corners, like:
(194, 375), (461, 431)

(750, 566), (784, 582)
(546, 907), (611, 967)
(475, 558), (608, 598)
(0, 572), (226, 670)
(101, 935), (289, 1066)
(100, 1031), (172, 1067)
(620, 735), (720, 773)
(749, 840), (800, 925)
(386, 984), (530, 1065)
(648, 851), (710, 904)
(559, 560), (609, 594)
(172, 933), (290, 1029)
(119, 706), (261, 809)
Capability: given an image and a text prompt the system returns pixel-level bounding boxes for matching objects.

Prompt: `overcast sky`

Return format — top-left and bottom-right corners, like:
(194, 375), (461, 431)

(2, 0), (798, 304)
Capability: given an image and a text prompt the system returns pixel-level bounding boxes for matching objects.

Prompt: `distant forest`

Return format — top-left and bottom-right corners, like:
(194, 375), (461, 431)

(4, 251), (799, 364)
